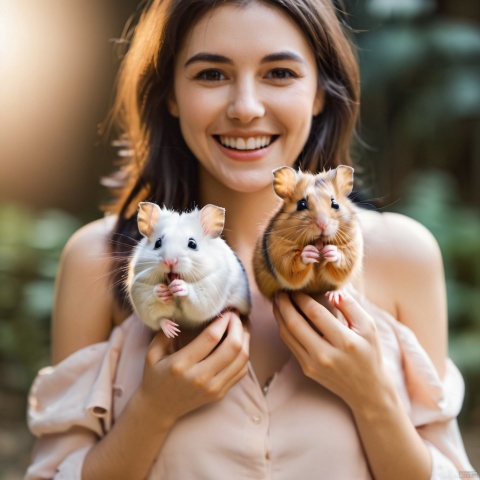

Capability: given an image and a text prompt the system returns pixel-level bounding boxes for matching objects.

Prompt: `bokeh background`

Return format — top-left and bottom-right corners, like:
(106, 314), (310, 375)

(0, 0), (479, 477)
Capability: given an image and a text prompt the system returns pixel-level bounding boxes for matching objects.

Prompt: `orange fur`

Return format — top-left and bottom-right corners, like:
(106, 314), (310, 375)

(254, 166), (363, 299)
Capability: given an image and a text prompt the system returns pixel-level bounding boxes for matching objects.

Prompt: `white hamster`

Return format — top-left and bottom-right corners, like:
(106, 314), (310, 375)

(127, 202), (251, 337)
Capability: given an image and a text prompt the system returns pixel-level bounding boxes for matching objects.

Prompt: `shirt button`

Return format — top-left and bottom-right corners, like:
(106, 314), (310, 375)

(251, 415), (262, 425)
(113, 386), (123, 397)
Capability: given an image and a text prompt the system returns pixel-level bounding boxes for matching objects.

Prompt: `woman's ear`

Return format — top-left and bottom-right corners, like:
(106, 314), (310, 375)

(313, 87), (325, 116)
(167, 90), (179, 117)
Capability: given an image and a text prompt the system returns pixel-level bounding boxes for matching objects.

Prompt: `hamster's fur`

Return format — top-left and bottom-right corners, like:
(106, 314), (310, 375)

(253, 166), (363, 300)
(127, 202), (251, 337)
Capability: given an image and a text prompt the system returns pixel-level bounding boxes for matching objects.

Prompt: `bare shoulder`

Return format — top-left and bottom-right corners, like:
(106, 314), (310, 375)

(364, 211), (443, 266)
(51, 215), (122, 364)
(359, 209), (447, 376)
(61, 214), (117, 262)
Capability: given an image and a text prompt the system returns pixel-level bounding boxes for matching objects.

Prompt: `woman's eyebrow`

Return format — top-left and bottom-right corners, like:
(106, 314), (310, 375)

(184, 50), (305, 68)
(184, 52), (232, 68)
(261, 51), (305, 64)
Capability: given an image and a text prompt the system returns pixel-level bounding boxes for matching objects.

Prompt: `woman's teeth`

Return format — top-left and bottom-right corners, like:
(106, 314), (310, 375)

(219, 135), (272, 150)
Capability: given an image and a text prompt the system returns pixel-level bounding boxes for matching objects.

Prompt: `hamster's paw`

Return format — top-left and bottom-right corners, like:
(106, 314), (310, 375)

(301, 245), (320, 264)
(169, 279), (188, 297)
(325, 290), (344, 304)
(321, 245), (341, 263)
(159, 318), (180, 338)
(154, 284), (173, 303)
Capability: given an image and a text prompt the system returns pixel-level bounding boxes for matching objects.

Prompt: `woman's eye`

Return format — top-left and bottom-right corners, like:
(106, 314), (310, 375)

(154, 237), (162, 250)
(267, 69), (296, 80)
(195, 69), (226, 82)
(187, 238), (198, 250)
(297, 199), (308, 211)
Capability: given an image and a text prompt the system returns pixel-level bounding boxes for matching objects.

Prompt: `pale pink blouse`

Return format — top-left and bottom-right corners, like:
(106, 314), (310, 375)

(26, 293), (473, 479)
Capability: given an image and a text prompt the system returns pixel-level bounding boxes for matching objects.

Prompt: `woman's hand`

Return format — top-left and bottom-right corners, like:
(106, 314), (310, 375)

(138, 311), (250, 428)
(273, 291), (393, 414)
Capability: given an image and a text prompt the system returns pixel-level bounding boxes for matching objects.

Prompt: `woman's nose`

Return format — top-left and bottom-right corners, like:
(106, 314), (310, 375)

(227, 81), (265, 123)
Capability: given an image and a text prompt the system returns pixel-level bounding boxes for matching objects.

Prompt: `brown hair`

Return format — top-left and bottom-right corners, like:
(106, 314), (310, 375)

(106, 0), (360, 302)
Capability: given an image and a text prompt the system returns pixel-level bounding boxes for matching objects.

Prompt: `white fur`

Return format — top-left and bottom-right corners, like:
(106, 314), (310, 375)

(127, 207), (251, 332)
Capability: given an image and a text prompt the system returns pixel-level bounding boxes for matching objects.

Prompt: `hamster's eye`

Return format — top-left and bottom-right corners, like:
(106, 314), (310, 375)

(188, 238), (198, 250)
(154, 237), (162, 250)
(331, 198), (340, 210)
(297, 199), (308, 211)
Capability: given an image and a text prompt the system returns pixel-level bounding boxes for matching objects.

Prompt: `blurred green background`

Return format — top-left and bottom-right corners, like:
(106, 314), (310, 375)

(0, 0), (479, 477)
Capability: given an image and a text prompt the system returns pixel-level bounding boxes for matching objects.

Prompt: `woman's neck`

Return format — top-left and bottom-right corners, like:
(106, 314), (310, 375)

(199, 167), (292, 386)
(198, 168), (280, 260)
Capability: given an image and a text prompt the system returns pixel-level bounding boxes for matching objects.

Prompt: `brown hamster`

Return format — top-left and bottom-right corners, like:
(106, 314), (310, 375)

(253, 165), (363, 300)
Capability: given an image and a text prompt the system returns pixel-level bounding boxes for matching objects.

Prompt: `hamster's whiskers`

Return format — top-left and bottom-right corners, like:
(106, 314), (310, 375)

(332, 225), (356, 247)
(268, 222), (312, 242)
(133, 264), (162, 284)
(133, 259), (160, 270)
(108, 234), (140, 248)
(93, 263), (129, 286)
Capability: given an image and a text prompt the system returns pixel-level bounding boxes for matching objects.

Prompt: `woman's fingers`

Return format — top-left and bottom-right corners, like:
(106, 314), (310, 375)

(139, 312), (249, 426)
(207, 320), (250, 395)
(282, 292), (347, 349)
(273, 296), (308, 355)
(177, 312), (249, 400)
(146, 330), (173, 365)
(200, 312), (248, 375)
(332, 292), (376, 339)
(179, 314), (231, 365)
(199, 312), (246, 366)
(272, 292), (385, 408)
(148, 314), (237, 381)
(274, 293), (336, 355)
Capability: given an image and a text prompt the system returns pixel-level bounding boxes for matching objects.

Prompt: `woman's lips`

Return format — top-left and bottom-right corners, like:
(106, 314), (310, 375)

(218, 135), (273, 150)
(213, 135), (278, 161)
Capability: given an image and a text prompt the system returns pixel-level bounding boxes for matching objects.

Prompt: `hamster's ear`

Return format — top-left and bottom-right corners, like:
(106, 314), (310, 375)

(137, 202), (161, 237)
(200, 204), (225, 238)
(330, 165), (354, 196)
(273, 166), (297, 199)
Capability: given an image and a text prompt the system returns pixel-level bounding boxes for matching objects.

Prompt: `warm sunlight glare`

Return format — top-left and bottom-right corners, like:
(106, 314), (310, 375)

(0, 0), (115, 209)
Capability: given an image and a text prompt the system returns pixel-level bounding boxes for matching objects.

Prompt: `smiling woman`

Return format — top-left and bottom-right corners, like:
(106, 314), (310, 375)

(24, 0), (473, 479)
(107, 0), (359, 222)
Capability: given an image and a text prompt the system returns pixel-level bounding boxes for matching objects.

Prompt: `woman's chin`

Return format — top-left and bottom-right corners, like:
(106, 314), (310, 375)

(221, 173), (273, 194)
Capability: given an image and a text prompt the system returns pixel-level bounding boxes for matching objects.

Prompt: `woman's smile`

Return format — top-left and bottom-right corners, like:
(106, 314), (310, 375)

(216, 135), (276, 151)
(212, 133), (279, 162)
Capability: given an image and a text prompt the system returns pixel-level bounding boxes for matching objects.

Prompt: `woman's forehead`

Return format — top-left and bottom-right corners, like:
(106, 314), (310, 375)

(177, 2), (314, 64)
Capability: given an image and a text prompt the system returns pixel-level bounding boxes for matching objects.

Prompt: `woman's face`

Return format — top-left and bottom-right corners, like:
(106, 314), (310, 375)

(169, 1), (324, 193)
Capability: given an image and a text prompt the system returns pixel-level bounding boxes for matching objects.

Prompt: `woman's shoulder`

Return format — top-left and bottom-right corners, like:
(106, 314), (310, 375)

(358, 209), (447, 376)
(359, 209), (442, 265)
(359, 209), (444, 307)
(63, 214), (118, 256)
(57, 215), (118, 287)
(51, 215), (122, 364)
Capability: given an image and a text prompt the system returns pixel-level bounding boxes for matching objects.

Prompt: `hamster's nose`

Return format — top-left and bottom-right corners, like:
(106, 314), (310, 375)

(316, 215), (330, 231)
(163, 258), (178, 268)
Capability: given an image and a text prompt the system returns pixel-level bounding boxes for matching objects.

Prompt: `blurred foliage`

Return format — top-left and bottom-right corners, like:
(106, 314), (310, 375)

(347, 0), (480, 205)
(345, 0), (480, 421)
(392, 171), (480, 420)
(0, 204), (81, 392)
(0, 0), (478, 431)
